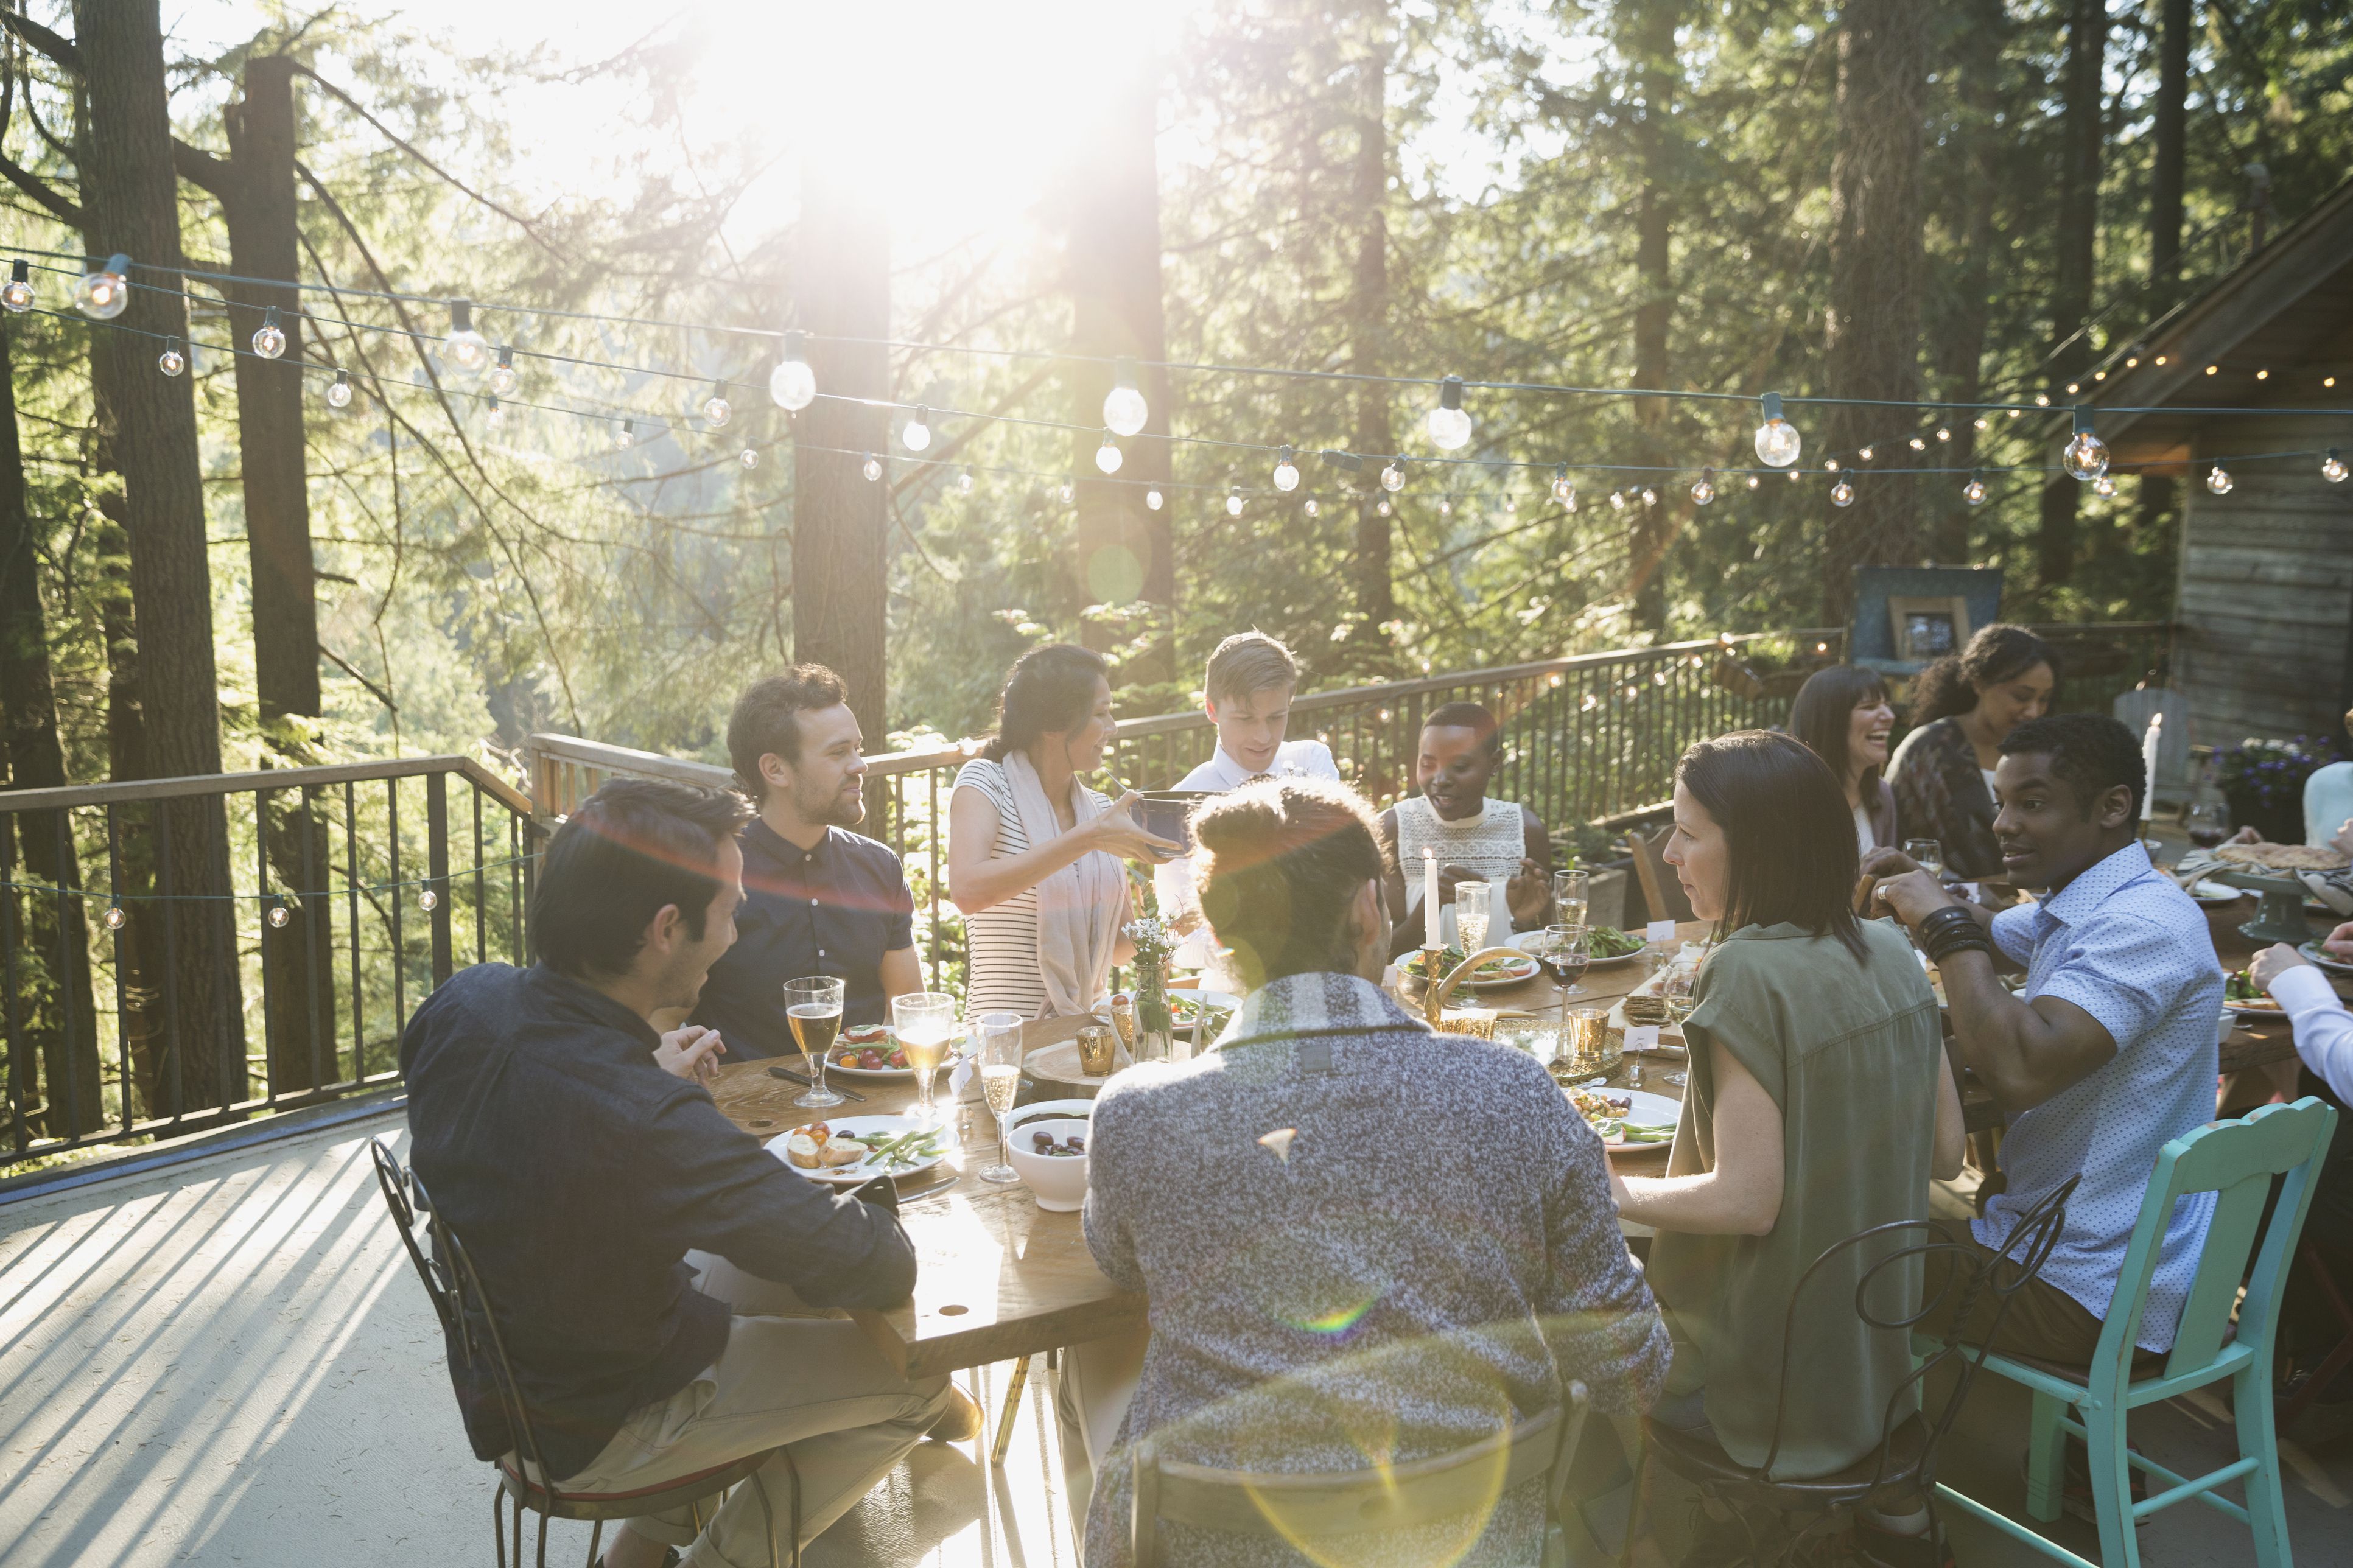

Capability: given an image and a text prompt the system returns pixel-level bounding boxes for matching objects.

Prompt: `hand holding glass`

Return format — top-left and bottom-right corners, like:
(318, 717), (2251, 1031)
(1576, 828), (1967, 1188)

(1904, 839), (1946, 882)
(892, 992), (958, 1125)
(781, 977), (846, 1107)
(973, 1012), (1024, 1185)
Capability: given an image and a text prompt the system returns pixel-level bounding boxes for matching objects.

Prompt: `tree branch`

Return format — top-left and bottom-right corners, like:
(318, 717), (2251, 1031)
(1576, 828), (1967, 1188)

(319, 643), (398, 713)
(0, 147), (82, 227)
(0, 12), (79, 74)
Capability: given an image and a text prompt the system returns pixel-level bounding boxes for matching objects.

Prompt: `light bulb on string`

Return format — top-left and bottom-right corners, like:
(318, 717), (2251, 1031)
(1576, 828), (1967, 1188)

(739, 447), (758, 469)
(957, 467), (975, 494)
(1103, 357), (1148, 437)
(488, 346), (518, 396)
(864, 453), (884, 483)
(2206, 464), (2233, 495)
(103, 905), (125, 931)
(769, 329), (816, 411)
(486, 396), (505, 432)
(1641, 488), (1658, 508)
(1787, 468), (1803, 483)
(156, 336), (185, 377)
(2034, 392), (2051, 407)
(1745, 474), (1760, 490)
(1857, 446), (1874, 463)
(1608, 489), (1626, 511)
(2, 259), (33, 312)
(1056, 481), (1075, 505)
(1380, 459), (1406, 492)
(2060, 407), (2108, 480)
(1425, 375), (1473, 450)
(1973, 416), (1988, 431)
(1830, 478), (1856, 508)
(439, 298), (490, 375)
(326, 369), (352, 409)
(1908, 436), (1926, 452)
(252, 306), (287, 359)
(1691, 468), (1716, 506)
(703, 381), (731, 429)
(901, 405), (933, 453)
(1376, 498), (1393, 517)
(1753, 391), (1802, 467)
(615, 420), (635, 450)
(2320, 449), (2346, 484)
(1936, 427), (1952, 443)
(1095, 433), (1123, 474)
(419, 889), (439, 912)
(1439, 495), (1453, 517)
(74, 254), (131, 319)
(1272, 445), (1299, 491)
(1963, 472), (1987, 506)
(1304, 497), (1320, 517)
(1501, 493), (1516, 514)
(1551, 464), (1573, 504)
(1145, 487), (1163, 511)
(2092, 473), (2116, 497)
(1826, 457), (1841, 472)
(268, 902), (290, 929)
(1226, 486), (1244, 517)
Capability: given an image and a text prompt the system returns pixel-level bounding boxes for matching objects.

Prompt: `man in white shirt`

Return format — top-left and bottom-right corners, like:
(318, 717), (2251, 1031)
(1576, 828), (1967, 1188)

(2252, 922), (2353, 1414)
(1155, 634), (1338, 967)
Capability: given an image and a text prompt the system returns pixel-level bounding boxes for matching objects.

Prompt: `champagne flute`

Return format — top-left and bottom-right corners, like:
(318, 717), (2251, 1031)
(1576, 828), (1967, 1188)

(1904, 838), (1946, 883)
(892, 992), (958, 1126)
(1454, 880), (1491, 957)
(1553, 869), (1590, 929)
(974, 1011), (1024, 1185)
(781, 976), (846, 1108)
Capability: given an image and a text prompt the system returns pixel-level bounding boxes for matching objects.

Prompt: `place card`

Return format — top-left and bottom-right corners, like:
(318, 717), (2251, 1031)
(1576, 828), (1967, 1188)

(1623, 1024), (1661, 1054)
(1645, 918), (1678, 944)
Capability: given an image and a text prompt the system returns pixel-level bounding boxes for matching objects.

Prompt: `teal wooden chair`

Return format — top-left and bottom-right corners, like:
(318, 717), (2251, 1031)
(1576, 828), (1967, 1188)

(1933, 1097), (2338, 1568)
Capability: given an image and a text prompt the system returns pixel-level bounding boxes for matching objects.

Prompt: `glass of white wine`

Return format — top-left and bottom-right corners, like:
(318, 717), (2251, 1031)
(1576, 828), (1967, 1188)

(892, 992), (958, 1126)
(1553, 868), (1590, 929)
(1454, 881), (1492, 956)
(1904, 838), (1946, 883)
(974, 1011), (1025, 1185)
(782, 976), (846, 1108)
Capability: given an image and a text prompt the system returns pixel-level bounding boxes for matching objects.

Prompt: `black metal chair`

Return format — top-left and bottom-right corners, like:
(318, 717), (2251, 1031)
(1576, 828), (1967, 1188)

(1619, 1175), (2080, 1567)
(370, 1136), (798, 1568)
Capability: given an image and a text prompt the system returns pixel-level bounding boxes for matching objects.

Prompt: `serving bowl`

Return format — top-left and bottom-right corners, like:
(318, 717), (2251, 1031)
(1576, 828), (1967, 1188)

(1007, 1117), (1092, 1211)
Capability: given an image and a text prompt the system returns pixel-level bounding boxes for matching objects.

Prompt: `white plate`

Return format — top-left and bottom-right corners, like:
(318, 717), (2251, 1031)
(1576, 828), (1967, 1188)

(2300, 942), (2353, 977)
(1566, 1085), (1682, 1149)
(1167, 988), (1241, 1032)
(766, 1115), (947, 1184)
(1510, 930), (1646, 967)
(2189, 880), (2244, 905)
(2225, 999), (2285, 1020)
(819, 1027), (915, 1079)
(1413, 952), (1543, 991)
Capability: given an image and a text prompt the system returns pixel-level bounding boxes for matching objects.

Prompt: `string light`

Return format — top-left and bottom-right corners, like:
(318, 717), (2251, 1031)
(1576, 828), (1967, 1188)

(2034, 393), (2051, 407)
(2206, 464), (2233, 494)
(267, 903), (290, 929)
(1439, 495), (1453, 516)
(1690, 467), (1716, 506)
(439, 298), (490, 375)
(738, 446), (756, 469)
(2093, 473), (2116, 497)
(1303, 497), (1320, 517)
(1753, 392), (1801, 467)
(326, 368), (352, 408)
(74, 254), (131, 319)
(1907, 436), (1926, 451)
(863, 453), (883, 481)
(486, 396), (505, 431)
(901, 405), (933, 453)
(251, 306), (287, 359)
(1056, 481), (1075, 505)
(1, 259), (32, 312)
(1272, 445), (1299, 491)
(703, 380), (731, 428)
(1095, 432), (1123, 474)
(1608, 489), (1625, 510)
(1426, 376), (1473, 450)
(1936, 427), (1952, 443)
(1145, 487), (1163, 510)
(1381, 458), (1406, 492)
(1826, 457), (1841, 472)
(1640, 487), (1658, 507)
(1963, 472), (1987, 506)
(156, 336), (185, 377)
(615, 419), (635, 450)
(102, 905), (125, 931)
(770, 330), (816, 411)
(1376, 498), (1392, 517)
(1103, 357), (1148, 437)
(1857, 446), (1874, 462)
(1786, 469), (1802, 483)
(1501, 494), (1516, 514)
(957, 467), (975, 494)
(1973, 416), (1988, 431)
(1226, 486), (1244, 517)
(1830, 478), (1855, 507)
(1551, 464), (1573, 503)
(419, 889), (439, 912)
(2324, 449), (2348, 484)
(489, 346), (518, 396)
(2060, 407), (2108, 481)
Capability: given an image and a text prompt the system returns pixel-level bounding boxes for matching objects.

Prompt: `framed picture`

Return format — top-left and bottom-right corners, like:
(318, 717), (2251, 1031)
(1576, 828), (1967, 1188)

(1888, 596), (1972, 662)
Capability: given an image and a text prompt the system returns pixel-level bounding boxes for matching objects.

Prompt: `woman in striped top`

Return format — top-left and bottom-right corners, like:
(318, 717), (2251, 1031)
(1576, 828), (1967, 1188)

(948, 645), (1182, 1019)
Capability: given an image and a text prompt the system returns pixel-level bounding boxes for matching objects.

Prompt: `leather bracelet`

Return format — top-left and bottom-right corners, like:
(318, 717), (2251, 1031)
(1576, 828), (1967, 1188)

(1924, 923), (1994, 965)
(1917, 905), (1979, 938)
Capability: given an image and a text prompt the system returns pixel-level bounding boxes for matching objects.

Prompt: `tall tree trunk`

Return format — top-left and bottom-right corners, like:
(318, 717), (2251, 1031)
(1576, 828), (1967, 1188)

(2149, 0), (2190, 275)
(94, 500), (167, 1120)
(0, 323), (102, 1141)
(1626, 0), (1680, 631)
(1929, 0), (2004, 564)
(1345, 0), (1397, 672)
(793, 161), (889, 749)
(218, 55), (332, 1093)
(1820, 0), (1928, 623)
(75, 0), (244, 1111)
(2037, 0), (2108, 587)
(1065, 52), (1175, 685)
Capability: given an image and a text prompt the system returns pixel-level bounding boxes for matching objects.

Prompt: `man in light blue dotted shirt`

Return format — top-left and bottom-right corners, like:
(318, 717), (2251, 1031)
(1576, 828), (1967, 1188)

(1871, 713), (2222, 1366)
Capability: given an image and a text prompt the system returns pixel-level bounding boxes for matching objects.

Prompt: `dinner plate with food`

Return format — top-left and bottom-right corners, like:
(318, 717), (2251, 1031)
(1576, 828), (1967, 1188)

(2299, 942), (2353, 978)
(766, 1116), (947, 1183)
(1167, 989), (1241, 1035)
(2223, 970), (2285, 1017)
(1510, 924), (1647, 967)
(2186, 880), (2244, 906)
(1405, 946), (1543, 991)
(826, 1024), (916, 1079)
(1568, 1085), (1680, 1150)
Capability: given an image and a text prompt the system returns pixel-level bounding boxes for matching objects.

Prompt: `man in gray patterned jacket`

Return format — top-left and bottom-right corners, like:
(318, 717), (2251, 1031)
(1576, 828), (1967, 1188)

(1080, 777), (1670, 1567)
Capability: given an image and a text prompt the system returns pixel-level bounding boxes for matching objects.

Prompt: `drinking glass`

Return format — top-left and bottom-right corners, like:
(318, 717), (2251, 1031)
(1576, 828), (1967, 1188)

(973, 1011), (1025, 1185)
(1563, 1006), (1613, 1077)
(1904, 838), (1946, 882)
(2186, 798), (2231, 850)
(1454, 881), (1492, 956)
(1553, 869), (1590, 929)
(1660, 952), (1702, 1032)
(1538, 922), (1590, 999)
(892, 992), (958, 1126)
(781, 976), (846, 1107)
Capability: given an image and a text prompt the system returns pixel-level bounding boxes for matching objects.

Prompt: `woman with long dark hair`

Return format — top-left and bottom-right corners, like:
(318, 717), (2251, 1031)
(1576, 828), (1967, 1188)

(947, 644), (1178, 1018)
(1885, 623), (2057, 878)
(1789, 665), (1899, 856)
(1613, 731), (1963, 1480)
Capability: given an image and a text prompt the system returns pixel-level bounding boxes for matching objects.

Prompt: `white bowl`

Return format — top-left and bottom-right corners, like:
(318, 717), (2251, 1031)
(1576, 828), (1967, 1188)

(2217, 1010), (2237, 1047)
(1007, 1118), (1091, 1211)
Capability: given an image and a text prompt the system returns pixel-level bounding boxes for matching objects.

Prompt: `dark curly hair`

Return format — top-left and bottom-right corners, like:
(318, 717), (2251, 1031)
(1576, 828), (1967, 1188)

(980, 644), (1110, 763)
(1194, 778), (1385, 989)
(2000, 713), (2145, 822)
(1908, 623), (2059, 727)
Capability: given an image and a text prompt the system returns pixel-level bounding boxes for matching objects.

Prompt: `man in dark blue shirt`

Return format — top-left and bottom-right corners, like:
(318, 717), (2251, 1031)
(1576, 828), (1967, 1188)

(692, 667), (921, 1052)
(402, 778), (975, 1568)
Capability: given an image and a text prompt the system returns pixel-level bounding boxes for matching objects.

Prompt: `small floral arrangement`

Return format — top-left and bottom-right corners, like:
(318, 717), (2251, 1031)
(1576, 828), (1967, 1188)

(1122, 915), (1175, 961)
(2215, 735), (2338, 811)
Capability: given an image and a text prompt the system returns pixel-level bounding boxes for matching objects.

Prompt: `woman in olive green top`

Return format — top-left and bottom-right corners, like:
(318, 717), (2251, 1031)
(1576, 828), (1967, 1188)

(1614, 731), (1965, 1480)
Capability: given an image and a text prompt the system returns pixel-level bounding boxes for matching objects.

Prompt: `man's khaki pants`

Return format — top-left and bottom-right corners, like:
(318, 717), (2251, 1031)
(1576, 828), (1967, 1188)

(552, 1251), (951, 1568)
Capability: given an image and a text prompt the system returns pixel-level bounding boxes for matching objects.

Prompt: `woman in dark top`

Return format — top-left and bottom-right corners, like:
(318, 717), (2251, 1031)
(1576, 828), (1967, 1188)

(1790, 666), (1898, 859)
(1885, 625), (2058, 878)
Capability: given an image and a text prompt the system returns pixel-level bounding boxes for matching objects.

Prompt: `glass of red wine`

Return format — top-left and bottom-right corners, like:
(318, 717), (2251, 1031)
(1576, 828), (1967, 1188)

(1539, 922), (1591, 999)
(2186, 798), (2231, 850)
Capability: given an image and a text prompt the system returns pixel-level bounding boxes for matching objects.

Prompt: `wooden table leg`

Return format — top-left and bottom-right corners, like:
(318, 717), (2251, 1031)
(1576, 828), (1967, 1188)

(991, 1354), (1032, 1465)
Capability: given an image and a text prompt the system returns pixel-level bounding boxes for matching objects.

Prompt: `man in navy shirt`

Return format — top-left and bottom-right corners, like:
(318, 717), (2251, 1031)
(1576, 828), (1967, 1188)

(693, 667), (921, 1052)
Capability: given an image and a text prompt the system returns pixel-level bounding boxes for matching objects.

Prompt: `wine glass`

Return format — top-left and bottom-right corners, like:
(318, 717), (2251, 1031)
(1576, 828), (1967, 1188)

(1904, 838), (1946, 882)
(1539, 922), (1590, 999)
(892, 992), (958, 1126)
(2186, 798), (2231, 850)
(973, 1011), (1024, 1185)
(1553, 868), (1590, 929)
(781, 976), (846, 1108)
(1454, 881), (1491, 956)
(1660, 951), (1702, 1034)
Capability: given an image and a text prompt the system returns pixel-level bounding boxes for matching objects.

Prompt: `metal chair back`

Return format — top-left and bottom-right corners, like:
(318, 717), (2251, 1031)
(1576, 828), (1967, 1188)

(1131, 1383), (1590, 1567)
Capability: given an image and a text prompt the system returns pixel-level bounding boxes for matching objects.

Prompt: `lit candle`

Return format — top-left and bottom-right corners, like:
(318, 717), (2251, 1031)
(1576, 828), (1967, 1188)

(1423, 847), (1442, 949)
(2140, 713), (2162, 822)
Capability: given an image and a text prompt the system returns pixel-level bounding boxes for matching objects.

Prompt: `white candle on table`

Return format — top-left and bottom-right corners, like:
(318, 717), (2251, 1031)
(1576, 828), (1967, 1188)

(2140, 712), (2162, 821)
(1423, 847), (1442, 948)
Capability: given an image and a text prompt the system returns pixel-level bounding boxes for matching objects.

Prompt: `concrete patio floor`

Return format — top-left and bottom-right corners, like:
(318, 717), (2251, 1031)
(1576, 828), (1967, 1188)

(1, 1106), (2348, 1567)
